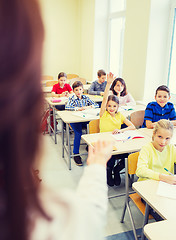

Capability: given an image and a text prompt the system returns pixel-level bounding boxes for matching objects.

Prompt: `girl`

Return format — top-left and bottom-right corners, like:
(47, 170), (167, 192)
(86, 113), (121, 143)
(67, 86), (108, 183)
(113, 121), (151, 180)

(110, 78), (136, 106)
(100, 73), (136, 186)
(136, 119), (176, 184)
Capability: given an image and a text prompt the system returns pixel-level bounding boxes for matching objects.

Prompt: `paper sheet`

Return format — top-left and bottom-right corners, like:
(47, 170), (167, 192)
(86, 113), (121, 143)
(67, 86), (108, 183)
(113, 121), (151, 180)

(112, 130), (144, 141)
(157, 181), (176, 199)
(72, 108), (100, 119)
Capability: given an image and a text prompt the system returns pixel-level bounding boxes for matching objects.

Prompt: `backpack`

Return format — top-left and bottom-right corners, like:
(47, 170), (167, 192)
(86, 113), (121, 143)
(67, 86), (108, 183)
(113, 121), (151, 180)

(41, 108), (54, 134)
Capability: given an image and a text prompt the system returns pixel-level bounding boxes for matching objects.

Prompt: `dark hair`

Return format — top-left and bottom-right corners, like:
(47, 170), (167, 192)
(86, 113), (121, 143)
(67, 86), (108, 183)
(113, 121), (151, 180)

(97, 69), (106, 77)
(72, 81), (83, 90)
(107, 95), (119, 105)
(58, 72), (67, 79)
(0, 0), (48, 240)
(110, 78), (127, 97)
(155, 85), (170, 96)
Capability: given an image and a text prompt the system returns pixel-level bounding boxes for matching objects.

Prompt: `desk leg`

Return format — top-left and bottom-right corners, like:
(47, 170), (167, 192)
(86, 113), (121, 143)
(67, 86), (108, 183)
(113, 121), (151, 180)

(53, 107), (57, 144)
(66, 123), (71, 170)
(141, 203), (150, 240)
(48, 104), (51, 136)
(61, 120), (64, 158)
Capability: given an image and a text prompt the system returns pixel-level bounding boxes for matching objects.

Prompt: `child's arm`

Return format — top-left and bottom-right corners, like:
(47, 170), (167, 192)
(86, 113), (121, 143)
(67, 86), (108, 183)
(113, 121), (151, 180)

(112, 118), (136, 134)
(51, 91), (68, 98)
(159, 174), (176, 185)
(145, 120), (156, 129)
(100, 72), (115, 117)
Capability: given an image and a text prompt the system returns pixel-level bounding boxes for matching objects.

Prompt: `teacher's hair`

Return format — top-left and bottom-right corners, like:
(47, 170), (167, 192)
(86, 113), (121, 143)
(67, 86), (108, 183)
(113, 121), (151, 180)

(0, 0), (48, 240)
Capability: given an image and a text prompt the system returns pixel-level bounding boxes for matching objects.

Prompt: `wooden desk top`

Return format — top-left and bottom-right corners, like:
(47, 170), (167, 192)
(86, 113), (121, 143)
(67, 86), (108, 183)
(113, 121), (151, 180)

(144, 220), (176, 240)
(81, 130), (151, 155)
(133, 180), (176, 220)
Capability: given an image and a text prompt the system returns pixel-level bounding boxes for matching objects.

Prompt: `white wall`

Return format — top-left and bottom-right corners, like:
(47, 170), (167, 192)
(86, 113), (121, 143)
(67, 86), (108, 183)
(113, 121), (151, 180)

(92, 0), (109, 81)
(122, 0), (151, 101)
(143, 0), (171, 103)
(39, 0), (81, 79)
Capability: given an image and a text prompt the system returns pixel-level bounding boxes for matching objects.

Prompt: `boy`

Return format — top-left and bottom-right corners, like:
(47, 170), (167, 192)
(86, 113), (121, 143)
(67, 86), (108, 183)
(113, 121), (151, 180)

(65, 81), (99, 166)
(51, 72), (73, 98)
(142, 85), (176, 128)
(88, 69), (107, 96)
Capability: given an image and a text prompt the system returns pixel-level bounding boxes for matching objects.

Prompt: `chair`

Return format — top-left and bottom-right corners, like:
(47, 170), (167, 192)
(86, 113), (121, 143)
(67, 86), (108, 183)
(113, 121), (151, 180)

(45, 80), (58, 87)
(121, 152), (153, 240)
(88, 119), (100, 134)
(130, 110), (145, 129)
(69, 77), (87, 86)
(67, 74), (79, 79)
(42, 75), (53, 81)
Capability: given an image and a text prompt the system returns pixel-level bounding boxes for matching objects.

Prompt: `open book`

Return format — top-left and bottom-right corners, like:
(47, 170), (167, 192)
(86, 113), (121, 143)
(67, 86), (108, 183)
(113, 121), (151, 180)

(112, 130), (144, 142)
(72, 108), (100, 119)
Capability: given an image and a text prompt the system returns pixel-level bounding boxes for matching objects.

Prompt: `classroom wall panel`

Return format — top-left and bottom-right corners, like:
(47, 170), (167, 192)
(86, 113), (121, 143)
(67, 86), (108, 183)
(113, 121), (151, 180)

(39, 0), (81, 79)
(122, 0), (151, 102)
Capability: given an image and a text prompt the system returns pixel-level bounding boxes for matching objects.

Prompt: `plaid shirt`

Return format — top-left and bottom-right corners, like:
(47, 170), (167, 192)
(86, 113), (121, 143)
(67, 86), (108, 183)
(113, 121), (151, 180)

(65, 94), (99, 111)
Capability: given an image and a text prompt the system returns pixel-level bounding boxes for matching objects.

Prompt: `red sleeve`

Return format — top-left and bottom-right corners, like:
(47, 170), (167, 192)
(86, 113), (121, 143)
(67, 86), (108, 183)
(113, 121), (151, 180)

(52, 84), (57, 93)
(66, 84), (73, 92)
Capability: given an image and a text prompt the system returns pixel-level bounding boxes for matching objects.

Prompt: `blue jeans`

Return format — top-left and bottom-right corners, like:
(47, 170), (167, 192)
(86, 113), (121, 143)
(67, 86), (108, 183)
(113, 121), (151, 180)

(70, 122), (89, 154)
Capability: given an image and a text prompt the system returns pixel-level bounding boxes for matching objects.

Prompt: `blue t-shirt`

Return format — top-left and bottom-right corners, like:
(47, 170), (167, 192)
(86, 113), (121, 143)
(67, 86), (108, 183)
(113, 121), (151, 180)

(142, 101), (176, 127)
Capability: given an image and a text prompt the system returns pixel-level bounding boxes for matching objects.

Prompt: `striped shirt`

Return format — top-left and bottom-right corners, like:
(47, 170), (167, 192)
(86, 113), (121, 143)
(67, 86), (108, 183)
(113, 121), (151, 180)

(142, 101), (176, 127)
(65, 94), (99, 111)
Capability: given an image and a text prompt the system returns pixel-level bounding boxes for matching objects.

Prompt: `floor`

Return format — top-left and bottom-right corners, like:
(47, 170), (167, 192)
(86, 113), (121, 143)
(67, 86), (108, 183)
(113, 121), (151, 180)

(40, 128), (153, 237)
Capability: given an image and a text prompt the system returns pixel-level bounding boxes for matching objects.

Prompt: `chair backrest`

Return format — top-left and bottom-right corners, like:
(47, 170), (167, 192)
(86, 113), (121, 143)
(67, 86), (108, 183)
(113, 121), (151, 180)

(45, 80), (58, 87)
(42, 75), (53, 81)
(69, 77), (87, 87)
(67, 74), (79, 80)
(128, 152), (140, 175)
(89, 119), (100, 134)
(130, 110), (145, 128)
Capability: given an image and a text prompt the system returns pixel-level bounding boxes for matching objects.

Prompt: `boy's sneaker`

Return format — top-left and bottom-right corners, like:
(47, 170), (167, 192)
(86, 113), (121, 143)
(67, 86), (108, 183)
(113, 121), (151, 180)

(73, 156), (83, 166)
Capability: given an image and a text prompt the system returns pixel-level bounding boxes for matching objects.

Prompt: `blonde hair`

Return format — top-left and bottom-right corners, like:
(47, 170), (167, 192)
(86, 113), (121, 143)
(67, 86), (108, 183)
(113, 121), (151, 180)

(152, 119), (174, 140)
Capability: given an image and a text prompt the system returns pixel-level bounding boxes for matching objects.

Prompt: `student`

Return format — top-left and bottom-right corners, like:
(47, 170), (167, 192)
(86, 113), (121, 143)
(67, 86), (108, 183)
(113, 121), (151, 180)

(136, 119), (176, 183)
(51, 72), (73, 97)
(0, 1), (113, 240)
(65, 81), (99, 166)
(136, 119), (176, 221)
(88, 69), (107, 96)
(100, 73), (136, 186)
(142, 85), (176, 128)
(110, 78), (136, 106)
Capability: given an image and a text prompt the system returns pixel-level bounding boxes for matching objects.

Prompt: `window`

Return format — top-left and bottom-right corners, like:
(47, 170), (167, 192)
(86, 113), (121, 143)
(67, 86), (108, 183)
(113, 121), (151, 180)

(108, 0), (126, 76)
(167, 3), (176, 96)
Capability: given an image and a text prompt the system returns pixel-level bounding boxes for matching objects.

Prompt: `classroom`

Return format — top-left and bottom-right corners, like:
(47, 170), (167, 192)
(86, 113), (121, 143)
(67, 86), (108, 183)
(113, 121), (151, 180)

(4, 0), (176, 239)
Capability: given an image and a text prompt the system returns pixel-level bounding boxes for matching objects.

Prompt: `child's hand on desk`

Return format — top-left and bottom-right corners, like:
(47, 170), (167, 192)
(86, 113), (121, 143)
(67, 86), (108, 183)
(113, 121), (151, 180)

(159, 174), (176, 185)
(87, 140), (113, 167)
(112, 129), (122, 134)
(78, 107), (86, 111)
(60, 92), (67, 97)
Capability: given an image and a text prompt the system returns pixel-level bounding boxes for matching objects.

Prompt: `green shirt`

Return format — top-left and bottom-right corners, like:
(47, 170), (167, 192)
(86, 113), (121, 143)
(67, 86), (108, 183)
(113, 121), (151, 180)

(136, 142), (176, 181)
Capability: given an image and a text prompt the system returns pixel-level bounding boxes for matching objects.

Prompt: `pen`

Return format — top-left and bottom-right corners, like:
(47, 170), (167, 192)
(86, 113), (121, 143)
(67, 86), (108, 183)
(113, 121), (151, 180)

(164, 168), (174, 176)
(123, 136), (131, 143)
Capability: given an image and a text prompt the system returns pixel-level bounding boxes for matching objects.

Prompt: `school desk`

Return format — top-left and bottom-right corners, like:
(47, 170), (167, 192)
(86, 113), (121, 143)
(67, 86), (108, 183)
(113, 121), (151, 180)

(132, 180), (176, 240)
(57, 110), (100, 170)
(144, 220), (176, 240)
(81, 130), (151, 156)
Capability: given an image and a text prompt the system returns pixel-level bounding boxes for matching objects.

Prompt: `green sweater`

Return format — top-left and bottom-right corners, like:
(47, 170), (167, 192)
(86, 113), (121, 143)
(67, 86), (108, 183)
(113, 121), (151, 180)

(136, 142), (176, 181)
